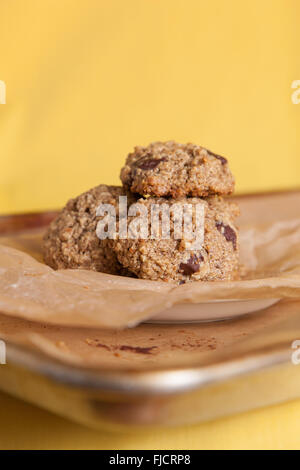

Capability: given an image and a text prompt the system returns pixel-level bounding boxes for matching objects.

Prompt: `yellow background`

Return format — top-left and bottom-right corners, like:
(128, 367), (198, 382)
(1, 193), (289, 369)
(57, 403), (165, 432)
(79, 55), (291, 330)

(0, 0), (300, 449)
(0, 0), (299, 214)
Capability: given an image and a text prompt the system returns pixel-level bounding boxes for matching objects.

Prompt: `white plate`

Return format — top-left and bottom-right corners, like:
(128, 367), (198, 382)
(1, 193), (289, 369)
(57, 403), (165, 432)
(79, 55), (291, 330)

(147, 298), (280, 323)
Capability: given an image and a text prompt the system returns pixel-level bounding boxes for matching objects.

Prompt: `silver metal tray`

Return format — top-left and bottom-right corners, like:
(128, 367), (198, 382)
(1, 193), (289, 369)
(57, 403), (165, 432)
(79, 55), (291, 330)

(0, 193), (300, 430)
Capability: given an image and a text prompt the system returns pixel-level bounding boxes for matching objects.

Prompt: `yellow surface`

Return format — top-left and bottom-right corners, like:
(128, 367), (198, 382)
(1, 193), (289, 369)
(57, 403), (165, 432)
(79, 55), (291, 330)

(0, 0), (300, 449)
(0, 391), (300, 450)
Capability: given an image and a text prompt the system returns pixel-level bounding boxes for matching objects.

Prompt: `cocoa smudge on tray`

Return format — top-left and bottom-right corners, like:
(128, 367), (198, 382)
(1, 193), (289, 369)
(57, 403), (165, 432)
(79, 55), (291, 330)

(119, 345), (157, 354)
(169, 337), (217, 352)
(85, 339), (157, 355)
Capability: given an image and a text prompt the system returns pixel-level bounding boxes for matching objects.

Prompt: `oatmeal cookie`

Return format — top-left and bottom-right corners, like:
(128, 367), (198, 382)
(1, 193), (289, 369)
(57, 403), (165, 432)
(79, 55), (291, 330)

(111, 195), (240, 283)
(43, 185), (136, 274)
(120, 141), (235, 198)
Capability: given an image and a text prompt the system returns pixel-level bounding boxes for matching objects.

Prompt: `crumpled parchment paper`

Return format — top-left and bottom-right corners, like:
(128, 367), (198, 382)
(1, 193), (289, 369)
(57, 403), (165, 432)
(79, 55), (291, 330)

(0, 191), (300, 328)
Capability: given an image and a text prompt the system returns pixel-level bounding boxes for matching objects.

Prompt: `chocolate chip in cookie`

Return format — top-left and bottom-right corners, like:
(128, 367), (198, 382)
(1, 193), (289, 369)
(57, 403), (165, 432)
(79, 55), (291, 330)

(179, 254), (204, 275)
(216, 221), (237, 250)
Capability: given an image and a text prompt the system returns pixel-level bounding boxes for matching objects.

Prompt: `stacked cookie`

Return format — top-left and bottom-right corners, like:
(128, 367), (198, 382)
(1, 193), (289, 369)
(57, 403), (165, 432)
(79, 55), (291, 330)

(43, 141), (240, 283)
